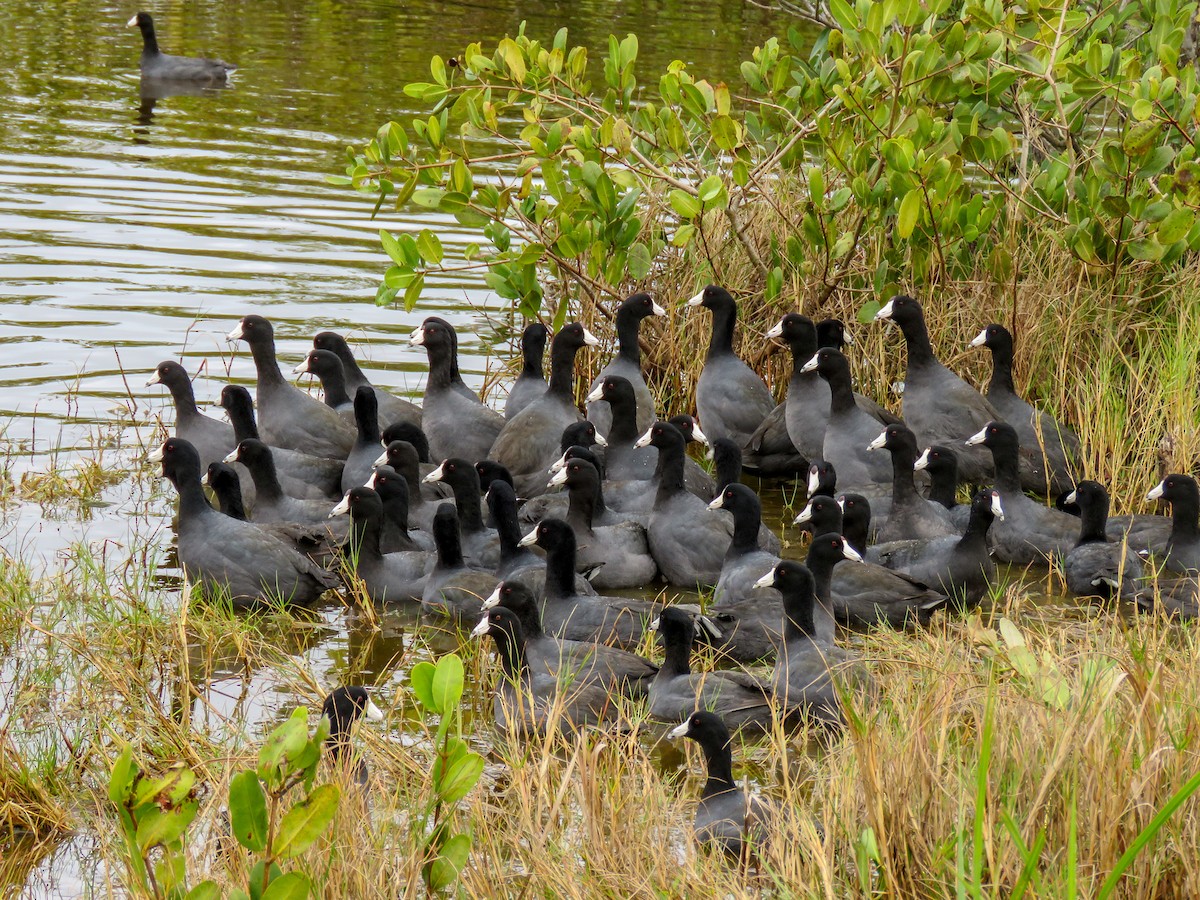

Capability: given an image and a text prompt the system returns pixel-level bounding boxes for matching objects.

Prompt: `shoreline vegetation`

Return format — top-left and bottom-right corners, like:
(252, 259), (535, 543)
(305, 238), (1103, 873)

(5, 4), (1200, 898)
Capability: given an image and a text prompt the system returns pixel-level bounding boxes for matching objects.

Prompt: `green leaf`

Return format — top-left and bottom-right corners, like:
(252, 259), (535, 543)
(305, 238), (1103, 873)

(248, 862), (284, 900)
(765, 265), (783, 301)
(109, 745), (136, 805)
(628, 242), (652, 279)
(897, 187), (922, 239)
(229, 771), (269, 853)
(403, 274), (425, 312)
(416, 230), (444, 265)
(274, 784), (341, 858)
(379, 230), (408, 267)
(857, 300), (882, 324)
(135, 800), (199, 852)
(411, 188), (446, 209)
(829, 0), (857, 31)
(669, 190), (700, 219)
(1131, 98), (1153, 121)
(261, 873), (312, 900)
(432, 654), (465, 714)
(425, 832), (473, 890)
(438, 192), (470, 213)
(259, 708), (309, 778)
(697, 175), (724, 204)
(438, 749), (485, 803)
(710, 115), (739, 150)
(1158, 208), (1194, 244)
(185, 882), (222, 900)
(409, 661), (436, 710)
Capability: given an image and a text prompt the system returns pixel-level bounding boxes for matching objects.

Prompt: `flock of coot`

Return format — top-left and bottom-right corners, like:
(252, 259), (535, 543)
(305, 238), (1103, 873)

(143, 288), (1200, 859)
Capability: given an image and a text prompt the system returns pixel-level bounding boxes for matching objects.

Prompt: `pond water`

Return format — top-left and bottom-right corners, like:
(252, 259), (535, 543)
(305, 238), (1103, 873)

(0, 0), (810, 894)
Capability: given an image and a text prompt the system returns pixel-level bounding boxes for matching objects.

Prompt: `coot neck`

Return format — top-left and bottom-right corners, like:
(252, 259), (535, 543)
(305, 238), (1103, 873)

(521, 333), (546, 380)
(244, 450), (284, 503)
(139, 20), (160, 56)
(888, 439), (920, 504)
(566, 478), (603, 532)
(318, 364), (352, 409)
(713, 446), (741, 495)
(842, 513), (868, 557)
(607, 395), (639, 446)
(546, 339), (581, 398)
(510, 600), (545, 640)
(927, 466), (958, 509)
(958, 504), (992, 554)
(615, 308), (644, 366)
(166, 377), (200, 419)
(490, 497), (526, 564)
(987, 338), (1017, 396)
(395, 459), (425, 509)
(176, 471), (215, 521)
(659, 625), (694, 677)
(214, 481), (247, 520)
(704, 301), (737, 362)
(1077, 496), (1110, 546)
(989, 439), (1023, 494)
(490, 625), (527, 682)
(247, 336), (285, 387)
(726, 503), (761, 558)
(425, 340), (457, 392)
(1169, 486), (1200, 543)
(787, 334), (817, 382)
(333, 343), (369, 390)
(224, 396), (260, 442)
(898, 314), (937, 368)
(434, 517), (466, 569)
(542, 534), (578, 602)
(654, 438), (687, 504)
(354, 394), (381, 445)
(350, 512), (385, 563)
(781, 587), (818, 642)
(806, 550), (836, 607)
(699, 739), (737, 797)
(449, 477), (484, 534)
(380, 495), (416, 549)
(825, 361), (858, 414)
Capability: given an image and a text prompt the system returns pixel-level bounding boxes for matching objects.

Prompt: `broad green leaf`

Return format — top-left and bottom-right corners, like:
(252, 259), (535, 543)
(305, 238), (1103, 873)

(425, 832), (473, 890)
(229, 771), (269, 853)
(403, 274), (425, 312)
(1158, 208), (1193, 244)
(379, 230), (407, 267)
(274, 784), (341, 858)
(135, 800), (198, 852)
(416, 230), (444, 264)
(1131, 98), (1153, 121)
(133, 766), (195, 809)
(697, 175), (724, 204)
(829, 0), (857, 31)
(109, 745), (136, 805)
(411, 188), (446, 209)
(259, 708), (308, 777)
(432, 653), (465, 714)
(248, 861), (284, 900)
(897, 188), (922, 239)
(409, 661), (436, 710)
(185, 882), (222, 900)
(261, 873), (312, 900)
(438, 748), (485, 803)
(710, 115), (739, 150)
(669, 190), (700, 219)
(857, 300), (881, 324)
(628, 242), (652, 279)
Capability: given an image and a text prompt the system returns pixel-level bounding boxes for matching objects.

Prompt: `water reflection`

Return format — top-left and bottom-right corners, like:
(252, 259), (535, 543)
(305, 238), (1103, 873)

(135, 77), (232, 130)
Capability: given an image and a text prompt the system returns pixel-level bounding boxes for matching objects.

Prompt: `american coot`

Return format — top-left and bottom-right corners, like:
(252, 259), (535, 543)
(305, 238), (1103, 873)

(228, 315), (354, 459)
(423, 458), (499, 568)
(147, 361), (235, 467)
(742, 401), (808, 481)
(817, 318), (901, 425)
(152, 438), (338, 608)
(311, 331), (422, 428)
(965, 422), (1078, 565)
(638, 421), (733, 588)
(409, 318), (504, 463)
(1145, 475), (1200, 573)
(836, 493), (872, 558)
(802, 348), (892, 495)
(505, 322), (550, 420)
(520, 519), (659, 649)
(914, 445), (971, 530)
(549, 457), (656, 589)
(689, 285), (775, 448)
(1062, 482), (1144, 601)
(292, 349), (355, 419)
(808, 459), (837, 499)
(867, 423), (957, 543)
(217, 384), (342, 500)
(757, 561), (874, 729)
(872, 489), (1003, 609)
(421, 317), (479, 401)
(330, 488), (430, 604)
(669, 711), (778, 862)
(320, 686), (385, 787)
(489, 323), (599, 496)
(970, 324), (1080, 495)
(484, 481), (595, 596)
(767, 312), (826, 462)
(482, 582), (656, 697)
(128, 12), (235, 82)
(472, 607), (622, 736)
(362, 465), (433, 553)
(475, 460), (515, 495)
(340, 387), (385, 494)
(648, 607), (772, 732)
(875, 297), (1000, 484)
(205, 462), (334, 561)
(377, 431), (451, 494)
(806, 532), (948, 628)
(421, 503), (499, 622)
(584, 375), (658, 481)
(374, 441), (443, 532)
(225, 440), (349, 541)
(586, 293), (664, 435)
